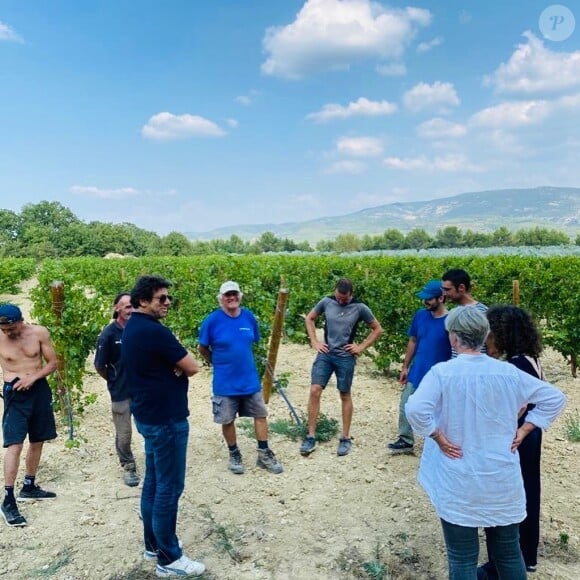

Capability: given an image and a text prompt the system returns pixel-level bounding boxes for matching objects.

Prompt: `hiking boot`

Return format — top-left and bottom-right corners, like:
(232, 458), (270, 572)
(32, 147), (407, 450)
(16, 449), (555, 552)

(123, 469), (140, 487)
(1, 501), (27, 527)
(387, 438), (414, 455)
(256, 448), (284, 474)
(337, 437), (353, 456)
(228, 449), (245, 475)
(156, 554), (205, 577)
(299, 436), (316, 456)
(17, 484), (57, 501)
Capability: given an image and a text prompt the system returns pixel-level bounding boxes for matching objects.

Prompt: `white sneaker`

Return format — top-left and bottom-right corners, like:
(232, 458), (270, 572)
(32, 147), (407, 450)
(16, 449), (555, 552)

(156, 554), (206, 577)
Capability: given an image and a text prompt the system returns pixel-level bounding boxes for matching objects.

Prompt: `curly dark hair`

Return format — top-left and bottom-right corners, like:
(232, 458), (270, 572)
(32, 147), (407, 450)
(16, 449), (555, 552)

(486, 305), (542, 358)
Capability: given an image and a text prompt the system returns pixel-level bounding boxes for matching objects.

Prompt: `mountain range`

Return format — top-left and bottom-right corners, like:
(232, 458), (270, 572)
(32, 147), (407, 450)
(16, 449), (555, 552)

(186, 186), (580, 243)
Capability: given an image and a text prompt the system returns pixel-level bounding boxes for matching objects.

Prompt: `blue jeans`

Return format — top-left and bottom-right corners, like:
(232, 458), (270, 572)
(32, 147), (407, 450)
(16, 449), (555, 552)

(441, 519), (526, 580)
(136, 419), (189, 566)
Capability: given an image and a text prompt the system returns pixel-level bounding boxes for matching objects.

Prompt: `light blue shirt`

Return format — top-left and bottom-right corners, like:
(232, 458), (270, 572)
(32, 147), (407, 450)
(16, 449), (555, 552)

(405, 354), (566, 527)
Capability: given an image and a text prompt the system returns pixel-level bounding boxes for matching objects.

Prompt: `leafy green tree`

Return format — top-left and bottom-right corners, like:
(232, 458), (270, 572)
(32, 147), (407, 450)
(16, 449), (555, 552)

(404, 228), (432, 249)
(434, 226), (464, 248)
(463, 229), (492, 247)
(160, 232), (193, 256)
(514, 227), (570, 246)
(491, 226), (514, 246)
(333, 233), (362, 253)
(381, 228), (406, 250)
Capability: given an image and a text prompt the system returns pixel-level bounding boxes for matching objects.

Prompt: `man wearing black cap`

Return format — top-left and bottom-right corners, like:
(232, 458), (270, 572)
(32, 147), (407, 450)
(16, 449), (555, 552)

(0, 303), (58, 527)
(387, 280), (451, 455)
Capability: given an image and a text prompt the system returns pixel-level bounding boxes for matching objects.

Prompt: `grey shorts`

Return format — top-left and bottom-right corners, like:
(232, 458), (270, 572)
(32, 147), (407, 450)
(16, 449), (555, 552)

(311, 353), (356, 393)
(211, 391), (268, 424)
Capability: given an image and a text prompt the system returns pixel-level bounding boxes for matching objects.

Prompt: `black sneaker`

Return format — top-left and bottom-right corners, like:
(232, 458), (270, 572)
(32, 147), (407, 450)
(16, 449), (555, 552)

(1, 501), (27, 527)
(387, 438), (414, 454)
(17, 484), (57, 502)
(299, 437), (316, 456)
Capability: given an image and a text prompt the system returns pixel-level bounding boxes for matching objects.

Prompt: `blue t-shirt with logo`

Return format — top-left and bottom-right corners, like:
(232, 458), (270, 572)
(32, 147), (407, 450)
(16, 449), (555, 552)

(198, 308), (261, 396)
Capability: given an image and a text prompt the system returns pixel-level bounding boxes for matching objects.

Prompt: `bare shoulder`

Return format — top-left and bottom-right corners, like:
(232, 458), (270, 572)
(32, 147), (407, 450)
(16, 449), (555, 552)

(25, 323), (52, 340)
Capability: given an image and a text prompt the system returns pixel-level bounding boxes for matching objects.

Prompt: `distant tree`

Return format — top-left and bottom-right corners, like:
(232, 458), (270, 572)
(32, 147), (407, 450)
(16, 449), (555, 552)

(514, 227), (570, 246)
(404, 228), (432, 249)
(160, 232), (193, 256)
(255, 231), (281, 253)
(328, 233), (360, 253)
(491, 226), (514, 246)
(381, 228), (406, 250)
(434, 226), (464, 248)
(463, 229), (492, 247)
(576, 233), (580, 246)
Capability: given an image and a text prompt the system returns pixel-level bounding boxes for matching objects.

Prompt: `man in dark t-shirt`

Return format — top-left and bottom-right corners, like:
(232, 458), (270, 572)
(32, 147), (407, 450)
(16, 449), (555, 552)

(94, 292), (139, 487)
(300, 278), (383, 457)
(121, 275), (205, 577)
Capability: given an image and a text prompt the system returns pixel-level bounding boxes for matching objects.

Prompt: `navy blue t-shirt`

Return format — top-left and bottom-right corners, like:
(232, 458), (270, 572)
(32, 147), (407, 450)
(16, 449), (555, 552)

(121, 312), (189, 425)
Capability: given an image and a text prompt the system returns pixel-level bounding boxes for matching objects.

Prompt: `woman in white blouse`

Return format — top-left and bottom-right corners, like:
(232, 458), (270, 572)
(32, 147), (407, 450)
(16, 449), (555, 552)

(405, 306), (566, 580)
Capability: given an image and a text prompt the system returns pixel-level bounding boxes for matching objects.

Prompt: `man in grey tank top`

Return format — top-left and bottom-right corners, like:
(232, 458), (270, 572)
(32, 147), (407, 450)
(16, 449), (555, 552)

(300, 278), (383, 457)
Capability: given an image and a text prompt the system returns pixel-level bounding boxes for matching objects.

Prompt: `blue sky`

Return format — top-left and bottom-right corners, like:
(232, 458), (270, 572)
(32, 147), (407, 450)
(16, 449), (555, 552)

(1, 1), (579, 234)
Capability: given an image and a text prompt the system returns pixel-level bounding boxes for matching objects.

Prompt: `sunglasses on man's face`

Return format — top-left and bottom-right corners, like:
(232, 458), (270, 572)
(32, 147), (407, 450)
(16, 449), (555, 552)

(155, 294), (173, 304)
(224, 291), (240, 298)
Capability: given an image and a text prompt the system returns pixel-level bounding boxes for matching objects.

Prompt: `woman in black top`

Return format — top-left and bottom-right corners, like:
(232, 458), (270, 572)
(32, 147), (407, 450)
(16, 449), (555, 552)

(482, 305), (544, 575)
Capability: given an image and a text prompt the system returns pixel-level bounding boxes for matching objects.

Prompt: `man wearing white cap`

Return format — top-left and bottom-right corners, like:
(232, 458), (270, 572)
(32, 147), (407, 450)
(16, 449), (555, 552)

(198, 281), (283, 475)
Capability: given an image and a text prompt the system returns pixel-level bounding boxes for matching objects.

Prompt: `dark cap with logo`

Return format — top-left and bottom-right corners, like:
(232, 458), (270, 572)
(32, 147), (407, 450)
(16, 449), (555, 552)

(0, 304), (23, 325)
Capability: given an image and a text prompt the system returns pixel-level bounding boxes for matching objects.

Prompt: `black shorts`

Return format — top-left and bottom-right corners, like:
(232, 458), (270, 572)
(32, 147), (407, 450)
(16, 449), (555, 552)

(2, 378), (57, 447)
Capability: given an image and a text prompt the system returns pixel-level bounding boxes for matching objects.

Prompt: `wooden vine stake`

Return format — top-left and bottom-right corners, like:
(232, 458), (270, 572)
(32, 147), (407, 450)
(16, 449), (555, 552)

(262, 282), (290, 404)
(50, 281), (68, 417)
(512, 280), (520, 306)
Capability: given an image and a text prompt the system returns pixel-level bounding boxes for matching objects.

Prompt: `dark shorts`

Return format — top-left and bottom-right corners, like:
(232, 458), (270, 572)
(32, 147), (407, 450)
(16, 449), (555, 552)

(2, 378), (57, 447)
(211, 391), (268, 424)
(311, 353), (356, 393)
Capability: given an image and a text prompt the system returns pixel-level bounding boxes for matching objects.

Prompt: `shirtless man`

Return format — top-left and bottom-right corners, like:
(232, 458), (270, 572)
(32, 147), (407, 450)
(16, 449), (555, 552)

(0, 304), (58, 527)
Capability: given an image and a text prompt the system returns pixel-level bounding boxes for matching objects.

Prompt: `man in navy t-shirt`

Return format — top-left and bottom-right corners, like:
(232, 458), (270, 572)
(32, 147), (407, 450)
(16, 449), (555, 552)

(122, 275), (205, 577)
(387, 279), (451, 455)
(198, 281), (283, 476)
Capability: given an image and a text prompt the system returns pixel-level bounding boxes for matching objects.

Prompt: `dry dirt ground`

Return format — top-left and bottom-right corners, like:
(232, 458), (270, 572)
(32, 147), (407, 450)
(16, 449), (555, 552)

(0, 281), (578, 579)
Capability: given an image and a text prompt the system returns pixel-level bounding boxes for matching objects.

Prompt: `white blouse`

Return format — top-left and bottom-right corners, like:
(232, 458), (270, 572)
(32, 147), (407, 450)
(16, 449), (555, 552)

(405, 353), (566, 527)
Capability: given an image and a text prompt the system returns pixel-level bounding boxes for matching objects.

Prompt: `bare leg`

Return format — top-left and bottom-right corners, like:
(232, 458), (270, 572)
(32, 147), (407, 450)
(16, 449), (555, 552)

(3, 444), (24, 486)
(307, 385), (323, 437)
(339, 392), (353, 439)
(222, 422), (237, 447)
(254, 417), (268, 441)
(24, 442), (44, 478)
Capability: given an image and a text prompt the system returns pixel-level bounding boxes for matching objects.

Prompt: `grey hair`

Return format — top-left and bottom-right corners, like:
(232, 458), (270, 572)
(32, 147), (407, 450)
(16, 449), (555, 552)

(217, 291), (244, 306)
(445, 306), (489, 351)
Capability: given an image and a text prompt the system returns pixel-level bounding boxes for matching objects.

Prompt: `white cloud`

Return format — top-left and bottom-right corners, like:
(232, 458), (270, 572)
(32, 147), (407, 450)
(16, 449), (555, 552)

(261, 0), (431, 79)
(417, 36), (442, 54)
(306, 97), (397, 123)
(470, 100), (551, 128)
(70, 186), (141, 200)
(0, 21), (23, 43)
(336, 136), (383, 157)
(324, 160), (367, 174)
(402, 81), (460, 113)
(141, 112), (226, 140)
(485, 32), (580, 95)
(235, 95), (252, 106)
(383, 153), (480, 172)
(376, 62), (406, 76)
(226, 118), (239, 128)
(416, 117), (467, 139)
